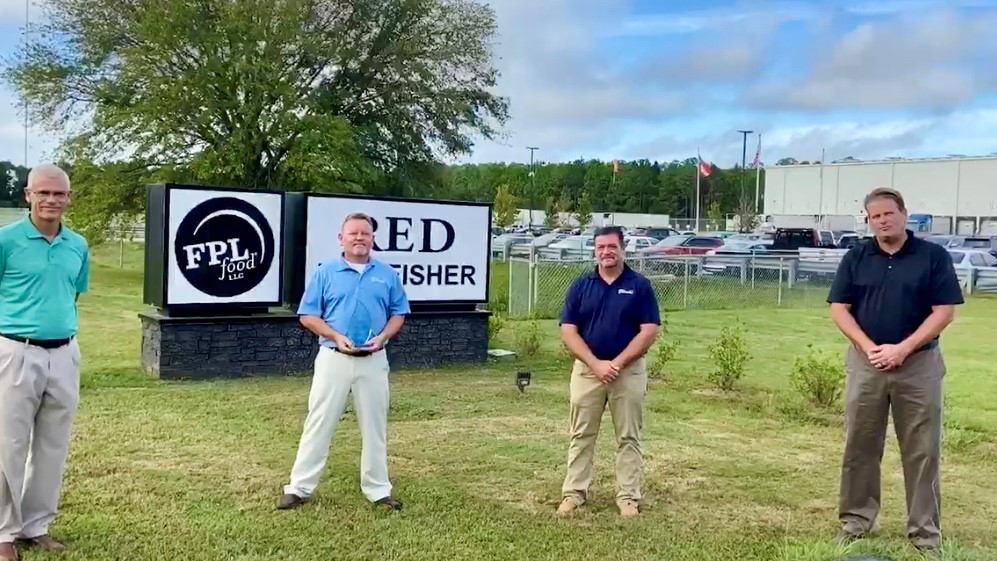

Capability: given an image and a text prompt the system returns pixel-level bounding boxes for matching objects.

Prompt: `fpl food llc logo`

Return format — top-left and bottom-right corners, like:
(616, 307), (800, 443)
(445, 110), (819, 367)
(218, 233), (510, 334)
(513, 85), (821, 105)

(173, 197), (275, 298)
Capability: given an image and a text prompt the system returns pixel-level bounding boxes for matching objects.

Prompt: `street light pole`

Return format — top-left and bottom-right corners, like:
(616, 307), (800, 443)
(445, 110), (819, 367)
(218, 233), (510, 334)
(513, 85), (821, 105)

(527, 146), (539, 228)
(737, 129), (753, 202)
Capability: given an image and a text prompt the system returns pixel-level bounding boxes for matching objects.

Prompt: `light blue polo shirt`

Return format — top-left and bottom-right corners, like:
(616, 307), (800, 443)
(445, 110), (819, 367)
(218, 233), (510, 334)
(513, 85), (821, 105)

(298, 256), (410, 349)
(0, 216), (90, 340)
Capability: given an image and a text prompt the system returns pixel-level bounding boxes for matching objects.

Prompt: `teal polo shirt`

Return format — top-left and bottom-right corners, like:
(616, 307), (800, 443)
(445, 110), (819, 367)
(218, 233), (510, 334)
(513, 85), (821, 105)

(0, 216), (90, 340)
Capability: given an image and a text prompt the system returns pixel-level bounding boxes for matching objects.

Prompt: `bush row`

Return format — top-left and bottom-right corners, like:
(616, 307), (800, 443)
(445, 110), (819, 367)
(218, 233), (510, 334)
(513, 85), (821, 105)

(488, 314), (845, 410)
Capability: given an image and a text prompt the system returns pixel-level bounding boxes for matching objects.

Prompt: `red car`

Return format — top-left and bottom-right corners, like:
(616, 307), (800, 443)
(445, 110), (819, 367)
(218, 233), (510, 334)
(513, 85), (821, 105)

(642, 235), (724, 256)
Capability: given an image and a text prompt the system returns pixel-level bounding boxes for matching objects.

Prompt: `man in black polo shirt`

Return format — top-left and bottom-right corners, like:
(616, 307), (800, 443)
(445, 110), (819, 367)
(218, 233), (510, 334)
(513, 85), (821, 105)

(827, 187), (963, 552)
(556, 226), (661, 518)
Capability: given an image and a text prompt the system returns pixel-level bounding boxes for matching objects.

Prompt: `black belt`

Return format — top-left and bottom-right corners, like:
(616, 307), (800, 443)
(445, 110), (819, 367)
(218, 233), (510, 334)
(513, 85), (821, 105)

(1, 333), (73, 349)
(333, 347), (373, 357)
(916, 340), (939, 353)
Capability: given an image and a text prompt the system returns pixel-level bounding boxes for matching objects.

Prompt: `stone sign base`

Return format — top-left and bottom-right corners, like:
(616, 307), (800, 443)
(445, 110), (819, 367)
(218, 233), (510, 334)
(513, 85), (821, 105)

(139, 309), (491, 380)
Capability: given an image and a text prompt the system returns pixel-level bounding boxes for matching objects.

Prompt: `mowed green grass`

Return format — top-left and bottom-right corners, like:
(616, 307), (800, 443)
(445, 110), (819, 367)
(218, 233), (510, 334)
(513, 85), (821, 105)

(49, 243), (997, 561)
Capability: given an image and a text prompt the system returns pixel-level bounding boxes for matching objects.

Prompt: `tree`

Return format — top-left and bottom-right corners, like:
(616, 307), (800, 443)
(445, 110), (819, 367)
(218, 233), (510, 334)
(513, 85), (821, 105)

(707, 200), (723, 231)
(492, 184), (517, 228)
(735, 196), (761, 233)
(575, 190), (593, 230)
(556, 194), (573, 229)
(5, 0), (508, 241)
(543, 197), (559, 229)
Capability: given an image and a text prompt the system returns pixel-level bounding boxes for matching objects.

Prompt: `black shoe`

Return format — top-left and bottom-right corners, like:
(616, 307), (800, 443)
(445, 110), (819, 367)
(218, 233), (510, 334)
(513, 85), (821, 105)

(373, 496), (403, 511)
(277, 493), (309, 510)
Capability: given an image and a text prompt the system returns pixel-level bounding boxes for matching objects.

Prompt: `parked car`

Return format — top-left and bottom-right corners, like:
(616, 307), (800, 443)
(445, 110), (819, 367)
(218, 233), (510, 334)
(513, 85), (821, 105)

(642, 235), (724, 256)
(623, 235), (658, 255)
(539, 235), (595, 260)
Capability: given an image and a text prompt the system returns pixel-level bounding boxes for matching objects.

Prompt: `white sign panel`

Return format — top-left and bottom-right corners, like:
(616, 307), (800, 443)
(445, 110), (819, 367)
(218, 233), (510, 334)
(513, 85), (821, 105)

(167, 188), (283, 305)
(305, 196), (491, 302)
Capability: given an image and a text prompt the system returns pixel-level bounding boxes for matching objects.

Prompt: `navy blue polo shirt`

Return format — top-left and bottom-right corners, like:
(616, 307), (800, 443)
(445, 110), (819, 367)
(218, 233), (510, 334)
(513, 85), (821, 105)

(559, 265), (661, 361)
(827, 231), (964, 347)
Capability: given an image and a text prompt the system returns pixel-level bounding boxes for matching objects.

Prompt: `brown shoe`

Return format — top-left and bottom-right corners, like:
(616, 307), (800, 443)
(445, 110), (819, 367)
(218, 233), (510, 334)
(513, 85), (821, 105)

(555, 497), (579, 517)
(618, 499), (640, 518)
(0, 541), (16, 560)
(21, 535), (66, 552)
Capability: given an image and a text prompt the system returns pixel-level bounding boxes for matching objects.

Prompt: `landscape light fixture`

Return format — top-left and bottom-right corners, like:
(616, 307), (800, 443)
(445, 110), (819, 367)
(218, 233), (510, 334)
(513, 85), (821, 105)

(516, 370), (531, 393)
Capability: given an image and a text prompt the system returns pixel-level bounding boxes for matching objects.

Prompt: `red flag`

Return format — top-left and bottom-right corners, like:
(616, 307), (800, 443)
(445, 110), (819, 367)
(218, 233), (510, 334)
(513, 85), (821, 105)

(698, 159), (712, 178)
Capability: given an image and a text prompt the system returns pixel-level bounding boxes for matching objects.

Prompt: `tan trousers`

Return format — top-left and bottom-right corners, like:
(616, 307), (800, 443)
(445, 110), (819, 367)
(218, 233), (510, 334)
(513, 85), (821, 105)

(562, 357), (647, 506)
(839, 345), (945, 548)
(0, 336), (81, 543)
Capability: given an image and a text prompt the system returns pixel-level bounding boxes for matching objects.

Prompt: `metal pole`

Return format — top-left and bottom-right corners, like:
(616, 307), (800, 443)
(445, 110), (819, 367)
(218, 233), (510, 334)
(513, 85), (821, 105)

(23, 0), (29, 168)
(527, 146), (539, 228)
(737, 129), (753, 201)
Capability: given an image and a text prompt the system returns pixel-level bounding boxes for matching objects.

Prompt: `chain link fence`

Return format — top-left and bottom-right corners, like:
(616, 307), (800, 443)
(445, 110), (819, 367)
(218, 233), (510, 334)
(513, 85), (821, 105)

(506, 253), (997, 319)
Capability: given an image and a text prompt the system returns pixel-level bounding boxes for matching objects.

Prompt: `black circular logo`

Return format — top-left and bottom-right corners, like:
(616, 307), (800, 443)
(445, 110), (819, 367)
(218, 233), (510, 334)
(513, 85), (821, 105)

(174, 196), (275, 298)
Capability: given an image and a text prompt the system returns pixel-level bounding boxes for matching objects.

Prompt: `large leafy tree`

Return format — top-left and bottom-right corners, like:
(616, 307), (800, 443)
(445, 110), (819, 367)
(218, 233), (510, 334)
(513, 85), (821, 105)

(4, 0), (508, 240)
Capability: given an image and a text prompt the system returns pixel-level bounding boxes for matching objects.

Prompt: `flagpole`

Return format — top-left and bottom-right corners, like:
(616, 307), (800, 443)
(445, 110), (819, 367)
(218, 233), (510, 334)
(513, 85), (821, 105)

(754, 134), (762, 212)
(695, 149), (701, 232)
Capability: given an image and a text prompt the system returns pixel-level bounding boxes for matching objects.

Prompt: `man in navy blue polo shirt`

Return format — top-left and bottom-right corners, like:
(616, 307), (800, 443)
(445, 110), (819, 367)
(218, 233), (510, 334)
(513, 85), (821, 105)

(278, 212), (410, 512)
(556, 226), (661, 518)
(827, 187), (963, 553)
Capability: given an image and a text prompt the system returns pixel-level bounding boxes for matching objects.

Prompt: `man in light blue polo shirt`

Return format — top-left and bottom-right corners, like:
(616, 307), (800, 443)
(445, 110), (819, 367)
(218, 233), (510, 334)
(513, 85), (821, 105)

(278, 212), (410, 511)
(0, 164), (89, 560)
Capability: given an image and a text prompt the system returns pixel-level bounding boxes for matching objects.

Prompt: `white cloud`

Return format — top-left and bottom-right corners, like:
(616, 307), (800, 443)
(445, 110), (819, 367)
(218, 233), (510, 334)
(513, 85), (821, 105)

(616, 108), (997, 167)
(745, 8), (997, 110)
(0, 90), (59, 165)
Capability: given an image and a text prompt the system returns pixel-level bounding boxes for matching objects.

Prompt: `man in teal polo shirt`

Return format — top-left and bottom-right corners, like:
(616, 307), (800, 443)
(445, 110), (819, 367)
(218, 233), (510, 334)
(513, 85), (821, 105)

(278, 212), (410, 511)
(0, 163), (89, 560)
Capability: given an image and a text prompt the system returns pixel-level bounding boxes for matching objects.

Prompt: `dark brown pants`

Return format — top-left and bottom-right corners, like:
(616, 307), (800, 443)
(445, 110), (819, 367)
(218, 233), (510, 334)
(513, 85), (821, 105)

(839, 345), (945, 548)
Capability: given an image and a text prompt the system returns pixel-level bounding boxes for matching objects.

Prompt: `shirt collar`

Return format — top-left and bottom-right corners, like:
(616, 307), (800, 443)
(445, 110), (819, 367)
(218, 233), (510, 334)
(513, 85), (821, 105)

(335, 254), (374, 271)
(869, 229), (918, 256)
(589, 263), (632, 280)
(21, 215), (67, 241)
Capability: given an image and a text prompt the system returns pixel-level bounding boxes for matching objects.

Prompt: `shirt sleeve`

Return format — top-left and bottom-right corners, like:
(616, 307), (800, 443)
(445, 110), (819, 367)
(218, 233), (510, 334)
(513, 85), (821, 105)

(296, 267), (326, 316)
(636, 278), (661, 325)
(559, 277), (583, 326)
(388, 271), (411, 316)
(75, 246), (90, 294)
(826, 249), (855, 304)
(929, 246), (965, 306)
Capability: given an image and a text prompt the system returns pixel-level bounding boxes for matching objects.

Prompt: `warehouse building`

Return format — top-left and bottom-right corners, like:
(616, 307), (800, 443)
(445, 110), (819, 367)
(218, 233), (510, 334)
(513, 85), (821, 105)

(764, 155), (997, 235)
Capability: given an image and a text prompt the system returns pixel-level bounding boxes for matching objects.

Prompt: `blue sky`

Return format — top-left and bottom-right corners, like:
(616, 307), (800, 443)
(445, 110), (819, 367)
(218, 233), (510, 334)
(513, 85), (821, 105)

(2, 0), (997, 168)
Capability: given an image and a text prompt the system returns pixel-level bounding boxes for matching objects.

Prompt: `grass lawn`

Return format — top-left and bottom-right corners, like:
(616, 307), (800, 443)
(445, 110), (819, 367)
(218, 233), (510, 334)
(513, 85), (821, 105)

(49, 243), (997, 560)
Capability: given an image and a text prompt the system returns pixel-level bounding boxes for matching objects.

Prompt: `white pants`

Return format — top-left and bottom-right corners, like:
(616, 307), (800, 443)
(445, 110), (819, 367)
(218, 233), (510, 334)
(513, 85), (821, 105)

(0, 336), (81, 543)
(284, 346), (392, 502)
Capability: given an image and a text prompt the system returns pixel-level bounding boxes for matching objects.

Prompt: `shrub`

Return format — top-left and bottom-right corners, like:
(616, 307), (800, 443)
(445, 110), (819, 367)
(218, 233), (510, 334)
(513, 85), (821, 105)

(789, 345), (845, 408)
(488, 313), (506, 346)
(647, 340), (678, 380)
(515, 320), (543, 358)
(707, 323), (751, 391)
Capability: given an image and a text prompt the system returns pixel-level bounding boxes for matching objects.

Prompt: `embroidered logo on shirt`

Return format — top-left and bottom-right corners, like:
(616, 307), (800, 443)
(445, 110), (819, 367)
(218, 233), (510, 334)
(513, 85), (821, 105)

(618, 288), (634, 295)
(370, 277), (388, 284)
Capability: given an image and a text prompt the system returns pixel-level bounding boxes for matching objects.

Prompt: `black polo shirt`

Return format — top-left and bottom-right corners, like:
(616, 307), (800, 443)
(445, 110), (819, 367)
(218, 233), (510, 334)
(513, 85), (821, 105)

(827, 231), (964, 347)
(559, 265), (661, 361)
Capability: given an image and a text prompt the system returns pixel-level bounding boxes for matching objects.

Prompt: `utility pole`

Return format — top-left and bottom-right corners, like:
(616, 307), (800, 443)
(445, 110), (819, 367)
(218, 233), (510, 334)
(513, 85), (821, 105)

(527, 146), (539, 228)
(737, 129), (753, 202)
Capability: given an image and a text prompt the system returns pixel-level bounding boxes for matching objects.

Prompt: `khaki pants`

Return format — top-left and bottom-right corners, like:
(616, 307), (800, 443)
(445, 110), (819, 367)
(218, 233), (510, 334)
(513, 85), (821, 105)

(562, 357), (647, 506)
(0, 336), (81, 543)
(839, 345), (945, 548)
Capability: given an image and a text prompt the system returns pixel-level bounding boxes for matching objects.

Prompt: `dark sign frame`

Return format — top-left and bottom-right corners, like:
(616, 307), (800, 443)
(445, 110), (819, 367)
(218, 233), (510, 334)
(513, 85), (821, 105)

(283, 192), (493, 312)
(143, 183), (287, 317)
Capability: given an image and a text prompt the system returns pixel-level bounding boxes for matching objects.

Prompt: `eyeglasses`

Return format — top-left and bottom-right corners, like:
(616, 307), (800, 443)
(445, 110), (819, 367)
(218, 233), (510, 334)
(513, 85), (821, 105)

(29, 190), (70, 200)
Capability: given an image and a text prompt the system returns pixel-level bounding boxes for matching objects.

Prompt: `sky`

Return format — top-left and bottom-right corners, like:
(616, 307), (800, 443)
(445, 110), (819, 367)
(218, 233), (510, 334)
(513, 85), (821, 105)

(2, 0), (997, 168)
